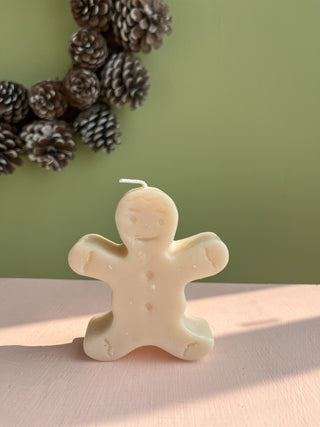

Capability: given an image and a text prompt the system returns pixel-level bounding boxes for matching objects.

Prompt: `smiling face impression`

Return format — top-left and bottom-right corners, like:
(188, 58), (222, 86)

(115, 187), (178, 249)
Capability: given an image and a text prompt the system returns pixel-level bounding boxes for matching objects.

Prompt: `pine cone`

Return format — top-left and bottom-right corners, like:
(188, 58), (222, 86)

(0, 81), (29, 124)
(74, 103), (120, 153)
(63, 69), (100, 110)
(70, 0), (114, 32)
(112, 0), (172, 53)
(100, 52), (150, 109)
(29, 80), (68, 120)
(69, 28), (108, 71)
(0, 123), (23, 175)
(21, 121), (76, 171)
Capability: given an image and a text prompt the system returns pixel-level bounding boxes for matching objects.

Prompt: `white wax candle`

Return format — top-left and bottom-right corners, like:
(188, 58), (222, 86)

(68, 180), (229, 360)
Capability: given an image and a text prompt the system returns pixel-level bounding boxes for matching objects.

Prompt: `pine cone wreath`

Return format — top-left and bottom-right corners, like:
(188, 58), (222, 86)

(74, 103), (120, 154)
(0, 81), (29, 124)
(21, 121), (76, 171)
(0, 0), (172, 176)
(100, 52), (150, 109)
(63, 68), (100, 110)
(69, 28), (108, 71)
(29, 80), (68, 120)
(70, 0), (114, 32)
(0, 123), (23, 175)
(112, 0), (172, 53)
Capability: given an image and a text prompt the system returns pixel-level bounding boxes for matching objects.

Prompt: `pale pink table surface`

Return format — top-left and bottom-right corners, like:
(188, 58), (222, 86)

(0, 279), (319, 427)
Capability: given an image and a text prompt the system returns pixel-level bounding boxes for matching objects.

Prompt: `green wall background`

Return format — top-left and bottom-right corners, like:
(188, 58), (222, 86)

(0, 0), (319, 283)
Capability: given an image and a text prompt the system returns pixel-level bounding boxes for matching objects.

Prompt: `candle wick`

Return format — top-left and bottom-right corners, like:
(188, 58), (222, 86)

(119, 179), (148, 188)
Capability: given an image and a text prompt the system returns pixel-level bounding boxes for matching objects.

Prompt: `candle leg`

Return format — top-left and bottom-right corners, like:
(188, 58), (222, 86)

(83, 311), (116, 361)
(83, 311), (135, 361)
(154, 315), (214, 361)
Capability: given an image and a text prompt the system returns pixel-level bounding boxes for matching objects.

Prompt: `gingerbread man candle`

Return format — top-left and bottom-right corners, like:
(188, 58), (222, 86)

(68, 179), (229, 361)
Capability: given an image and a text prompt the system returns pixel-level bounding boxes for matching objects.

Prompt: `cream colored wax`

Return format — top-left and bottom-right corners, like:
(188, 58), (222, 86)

(68, 180), (229, 361)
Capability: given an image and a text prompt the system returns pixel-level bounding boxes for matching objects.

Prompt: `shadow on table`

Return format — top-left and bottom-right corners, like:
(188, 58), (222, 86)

(0, 278), (283, 327)
(1, 316), (319, 425)
(185, 282), (283, 299)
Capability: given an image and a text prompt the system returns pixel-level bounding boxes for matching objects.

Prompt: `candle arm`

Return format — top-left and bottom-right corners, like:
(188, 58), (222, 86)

(68, 234), (125, 282)
(171, 232), (229, 282)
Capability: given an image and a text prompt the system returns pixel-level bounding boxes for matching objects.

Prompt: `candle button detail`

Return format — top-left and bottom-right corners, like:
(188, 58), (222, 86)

(146, 271), (154, 279)
(68, 182), (229, 361)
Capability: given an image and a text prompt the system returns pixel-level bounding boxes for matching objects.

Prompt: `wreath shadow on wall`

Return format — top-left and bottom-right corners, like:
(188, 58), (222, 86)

(0, 0), (172, 174)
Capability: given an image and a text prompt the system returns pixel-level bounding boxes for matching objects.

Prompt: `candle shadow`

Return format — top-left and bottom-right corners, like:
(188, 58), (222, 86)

(0, 278), (112, 328)
(1, 317), (319, 425)
(0, 278), (284, 327)
(185, 282), (285, 299)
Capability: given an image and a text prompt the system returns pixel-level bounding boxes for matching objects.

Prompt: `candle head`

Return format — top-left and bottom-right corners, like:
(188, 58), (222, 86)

(115, 187), (178, 249)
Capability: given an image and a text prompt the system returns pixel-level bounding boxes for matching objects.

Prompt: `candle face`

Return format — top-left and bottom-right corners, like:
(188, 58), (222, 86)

(68, 186), (229, 361)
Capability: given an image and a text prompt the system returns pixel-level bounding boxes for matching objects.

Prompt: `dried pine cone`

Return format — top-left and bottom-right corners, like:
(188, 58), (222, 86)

(69, 28), (108, 71)
(21, 121), (76, 171)
(0, 123), (23, 175)
(29, 80), (68, 120)
(0, 81), (29, 124)
(74, 103), (120, 153)
(70, 0), (114, 31)
(112, 0), (172, 53)
(63, 69), (100, 110)
(100, 52), (150, 109)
